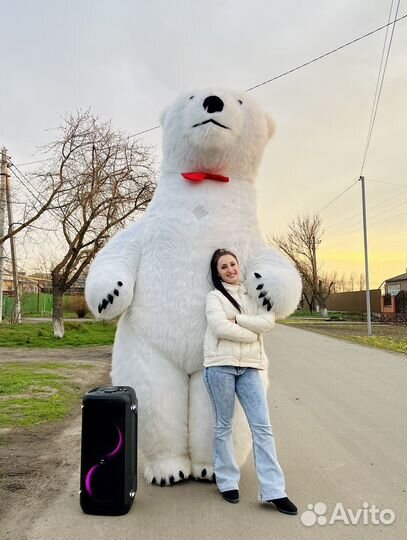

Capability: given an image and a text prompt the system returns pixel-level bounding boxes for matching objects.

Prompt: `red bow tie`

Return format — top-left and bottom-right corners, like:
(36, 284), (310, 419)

(182, 172), (229, 183)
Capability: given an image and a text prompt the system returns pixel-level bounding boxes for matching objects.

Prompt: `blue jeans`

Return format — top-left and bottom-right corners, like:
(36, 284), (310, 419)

(203, 366), (287, 501)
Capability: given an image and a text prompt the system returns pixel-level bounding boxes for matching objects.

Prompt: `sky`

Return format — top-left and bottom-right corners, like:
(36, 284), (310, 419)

(1, 0), (406, 288)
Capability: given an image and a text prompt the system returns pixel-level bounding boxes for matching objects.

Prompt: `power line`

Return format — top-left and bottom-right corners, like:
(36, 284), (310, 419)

(127, 125), (161, 139)
(366, 210), (405, 228)
(361, 0), (395, 169)
(14, 158), (51, 167)
(327, 199), (405, 236)
(323, 204), (405, 247)
(365, 178), (406, 187)
(368, 200), (406, 220)
(7, 164), (47, 210)
(12, 12), (407, 163)
(318, 179), (360, 213)
(359, 0), (401, 175)
(324, 189), (407, 231)
(245, 12), (407, 92)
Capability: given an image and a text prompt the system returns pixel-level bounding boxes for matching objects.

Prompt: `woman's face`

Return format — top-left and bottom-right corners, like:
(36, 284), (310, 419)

(217, 254), (240, 285)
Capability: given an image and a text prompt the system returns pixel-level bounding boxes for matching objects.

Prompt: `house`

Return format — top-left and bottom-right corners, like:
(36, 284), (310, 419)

(1, 271), (47, 295)
(381, 272), (407, 315)
(383, 272), (407, 296)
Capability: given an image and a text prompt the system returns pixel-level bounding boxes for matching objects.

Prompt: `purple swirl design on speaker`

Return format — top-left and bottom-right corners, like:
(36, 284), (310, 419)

(85, 425), (123, 497)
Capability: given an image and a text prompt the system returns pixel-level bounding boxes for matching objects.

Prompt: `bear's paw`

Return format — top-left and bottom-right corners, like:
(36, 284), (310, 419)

(251, 272), (273, 311)
(191, 463), (216, 483)
(85, 277), (133, 320)
(144, 456), (192, 487)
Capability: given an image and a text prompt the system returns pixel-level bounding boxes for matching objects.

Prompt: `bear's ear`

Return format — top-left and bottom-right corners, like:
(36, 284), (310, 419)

(265, 113), (276, 139)
(160, 106), (169, 127)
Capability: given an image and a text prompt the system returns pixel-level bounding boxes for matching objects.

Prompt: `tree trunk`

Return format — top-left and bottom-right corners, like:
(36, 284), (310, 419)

(320, 307), (328, 317)
(52, 272), (65, 338)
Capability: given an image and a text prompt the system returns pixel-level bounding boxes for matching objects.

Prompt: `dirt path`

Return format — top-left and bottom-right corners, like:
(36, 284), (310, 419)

(0, 346), (112, 540)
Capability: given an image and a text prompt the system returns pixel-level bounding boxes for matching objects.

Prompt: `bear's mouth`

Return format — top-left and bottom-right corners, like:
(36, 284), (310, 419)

(192, 119), (230, 130)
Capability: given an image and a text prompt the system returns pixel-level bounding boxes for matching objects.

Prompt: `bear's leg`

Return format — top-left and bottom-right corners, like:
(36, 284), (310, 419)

(112, 343), (191, 486)
(188, 370), (215, 482)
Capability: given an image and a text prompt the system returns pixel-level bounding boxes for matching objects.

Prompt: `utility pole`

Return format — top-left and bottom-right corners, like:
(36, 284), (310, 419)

(360, 175), (372, 336)
(311, 233), (322, 312)
(0, 148), (7, 323)
(5, 162), (21, 323)
(311, 235), (318, 311)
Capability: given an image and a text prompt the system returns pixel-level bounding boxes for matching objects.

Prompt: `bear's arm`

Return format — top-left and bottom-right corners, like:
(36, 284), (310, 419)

(206, 293), (258, 343)
(245, 242), (302, 320)
(235, 310), (275, 334)
(85, 219), (144, 320)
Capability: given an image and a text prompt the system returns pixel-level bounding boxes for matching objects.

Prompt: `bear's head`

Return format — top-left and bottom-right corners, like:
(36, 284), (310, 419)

(160, 88), (275, 180)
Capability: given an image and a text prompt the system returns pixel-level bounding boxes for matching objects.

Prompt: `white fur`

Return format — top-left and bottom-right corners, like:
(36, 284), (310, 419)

(85, 87), (302, 486)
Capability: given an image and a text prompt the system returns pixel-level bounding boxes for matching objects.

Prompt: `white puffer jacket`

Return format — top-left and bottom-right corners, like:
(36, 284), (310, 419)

(203, 281), (275, 370)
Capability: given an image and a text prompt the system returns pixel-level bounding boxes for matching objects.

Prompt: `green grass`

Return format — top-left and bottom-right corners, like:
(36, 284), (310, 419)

(0, 362), (94, 427)
(0, 321), (116, 348)
(24, 312), (92, 319)
(291, 309), (323, 318)
(280, 319), (407, 354)
(343, 335), (407, 354)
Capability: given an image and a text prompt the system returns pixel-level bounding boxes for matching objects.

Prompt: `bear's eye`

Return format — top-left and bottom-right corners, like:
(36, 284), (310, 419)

(189, 96), (194, 100)
(238, 99), (243, 105)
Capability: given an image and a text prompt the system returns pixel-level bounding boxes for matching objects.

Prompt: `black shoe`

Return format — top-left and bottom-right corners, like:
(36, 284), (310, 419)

(221, 489), (240, 504)
(266, 497), (298, 515)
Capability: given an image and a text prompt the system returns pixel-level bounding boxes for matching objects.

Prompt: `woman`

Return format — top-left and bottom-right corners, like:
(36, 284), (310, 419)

(203, 248), (297, 515)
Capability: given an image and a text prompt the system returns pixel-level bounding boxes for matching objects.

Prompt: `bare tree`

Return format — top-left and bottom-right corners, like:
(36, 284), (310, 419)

(32, 110), (156, 337)
(269, 213), (333, 316)
(335, 273), (347, 293)
(348, 272), (356, 292)
(1, 163), (66, 246)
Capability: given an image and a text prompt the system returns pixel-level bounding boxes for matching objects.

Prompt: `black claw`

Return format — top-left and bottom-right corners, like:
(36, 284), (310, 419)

(267, 303), (272, 311)
(179, 470), (185, 480)
(113, 289), (119, 296)
(263, 298), (269, 307)
(152, 477), (156, 485)
(117, 281), (123, 287)
(102, 298), (108, 309)
(201, 468), (207, 478)
(160, 478), (165, 487)
(212, 473), (216, 482)
(188, 474), (194, 480)
(259, 291), (267, 298)
(254, 272), (262, 279)
(107, 294), (114, 303)
(98, 304), (102, 313)
(256, 283), (264, 290)
(169, 476), (175, 485)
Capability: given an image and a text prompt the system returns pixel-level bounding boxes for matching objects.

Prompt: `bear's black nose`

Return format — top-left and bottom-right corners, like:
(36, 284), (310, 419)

(203, 95), (224, 114)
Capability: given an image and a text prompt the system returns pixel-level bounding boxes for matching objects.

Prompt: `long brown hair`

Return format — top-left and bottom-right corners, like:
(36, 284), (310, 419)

(210, 248), (242, 312)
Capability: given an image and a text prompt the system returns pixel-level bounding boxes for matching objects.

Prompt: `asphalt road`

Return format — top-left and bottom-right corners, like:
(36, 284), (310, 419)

(20, 325), (407, 540)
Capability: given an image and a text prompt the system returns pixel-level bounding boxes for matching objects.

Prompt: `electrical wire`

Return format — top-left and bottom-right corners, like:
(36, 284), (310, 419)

(13, 12), (407, 163)
(323, 190), (407, 231)
(359, 0), (401, 175)
(13, 158), (51, 167)
(318, 179), (360, 213)
(245, 12), (406, 92)
(7, 164), (48, 210)
(326, 199), (405, 236)
(322, 205), (405, 249)
(365, 178), (406, 187)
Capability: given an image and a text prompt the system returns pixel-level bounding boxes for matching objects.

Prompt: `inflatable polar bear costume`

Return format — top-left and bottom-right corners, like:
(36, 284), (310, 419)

(85, 88), (302, 487)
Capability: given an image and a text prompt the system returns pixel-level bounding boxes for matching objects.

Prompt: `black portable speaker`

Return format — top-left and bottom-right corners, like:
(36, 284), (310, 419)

(80, 386), (138, 515)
